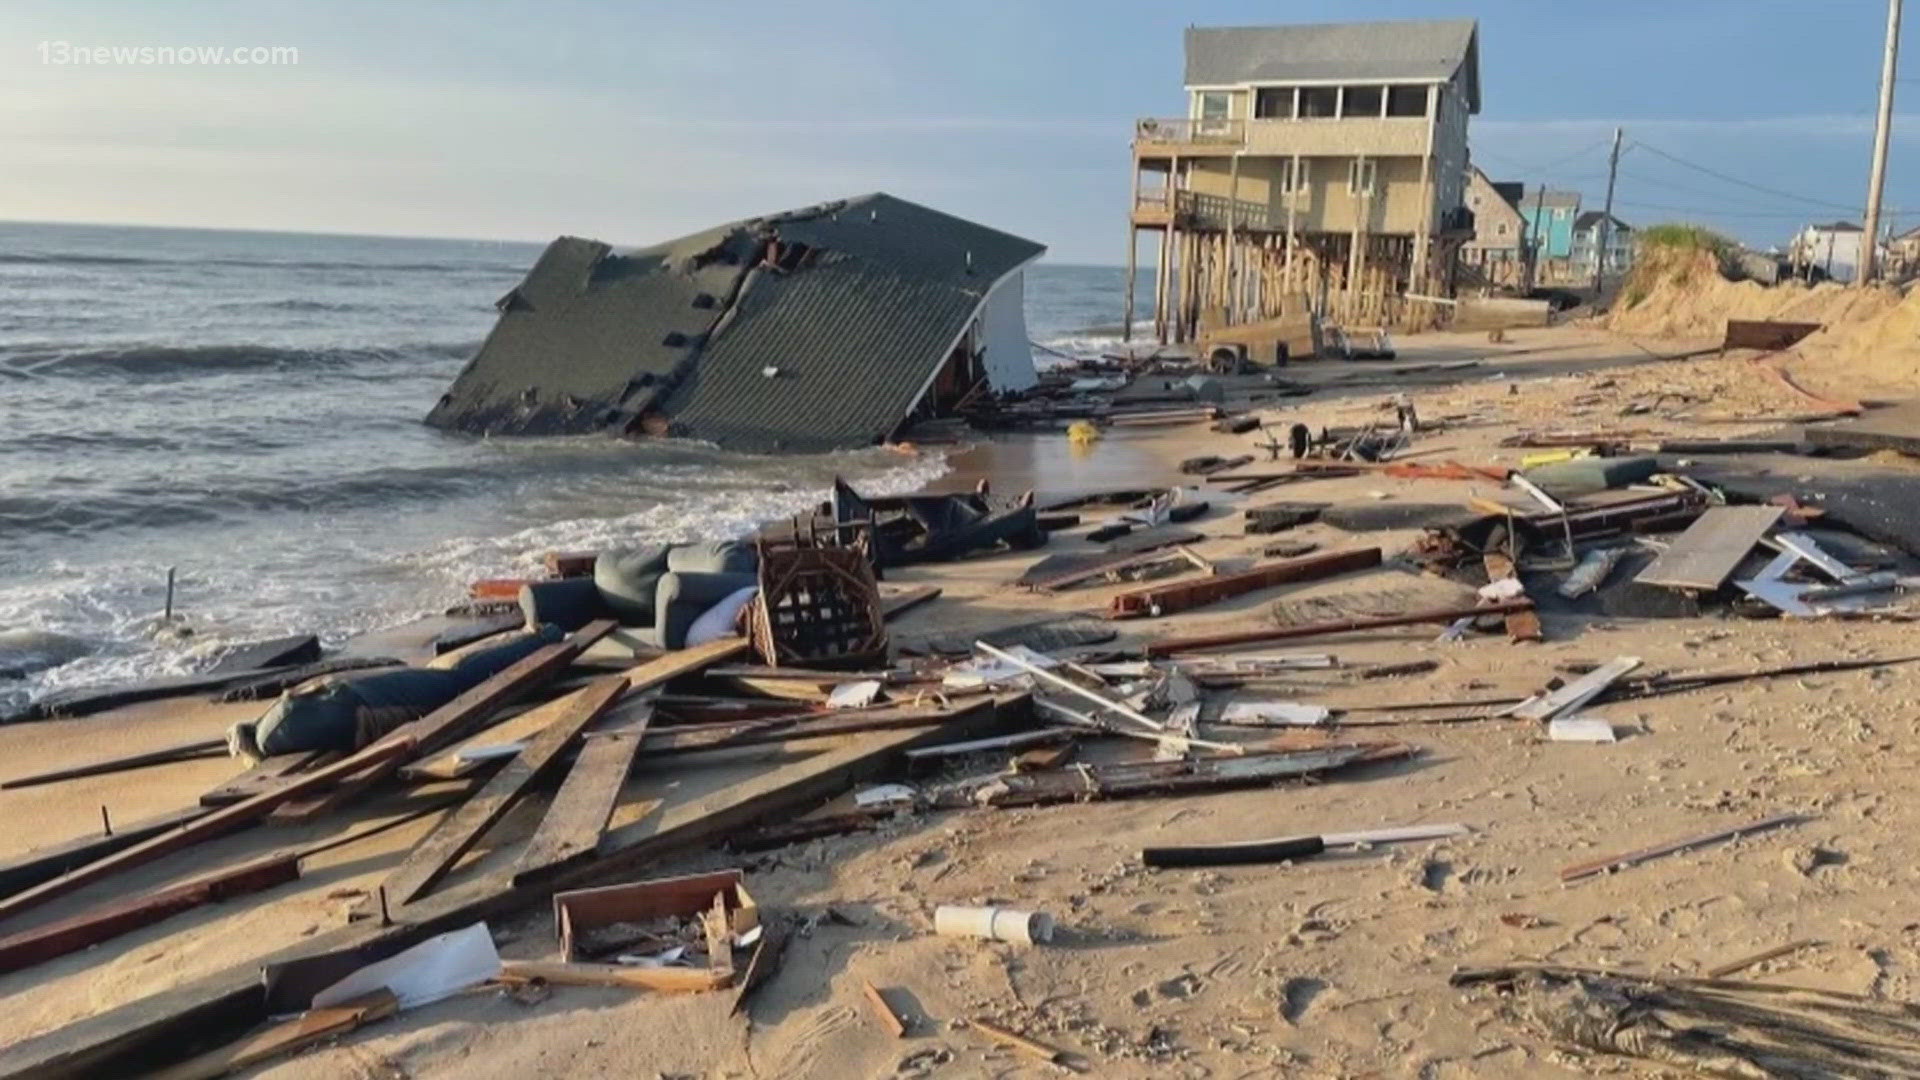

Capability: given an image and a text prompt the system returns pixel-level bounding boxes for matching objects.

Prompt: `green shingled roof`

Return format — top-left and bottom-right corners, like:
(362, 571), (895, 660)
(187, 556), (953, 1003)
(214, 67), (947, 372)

(425, 193), (1044, 452)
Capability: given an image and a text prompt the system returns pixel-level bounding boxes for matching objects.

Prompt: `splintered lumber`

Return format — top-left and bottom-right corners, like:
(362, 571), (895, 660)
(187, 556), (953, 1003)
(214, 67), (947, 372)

(1634, 505), (1784, 591)
(1705, 938), (1819, 979)
(636, 699), (998, 758)
(267, 620), (618, 824)
(0, 800), (455, 977)
(512, 716), (651, 885)
(1146, 599), (1536, 656)
(1, 738), (227, 790)
(0, 695), (1022, 1080)
(967, 1018), (1070, 1067)
(974, 642), (1165, 732)
(727, 809), (890, 851)
(364, 676), (629, 911)
(1511, 656), (1641, 722)
(497, 959), (729, 993)
(731, 917), (790, 1015)
(1560, 812), (1804, 882)
(926, 743), (1407, 809)
(1482, 551), (1543, 642)
(147, 989), (399, 1080)
(1024, 547), (1189, 592)
(0, 738), (414, 925)
(1107, 548), (1381, 619)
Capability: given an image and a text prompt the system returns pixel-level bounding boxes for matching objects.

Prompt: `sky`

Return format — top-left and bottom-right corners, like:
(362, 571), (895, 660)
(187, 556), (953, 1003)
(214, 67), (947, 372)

(1, 0), (1914, 263)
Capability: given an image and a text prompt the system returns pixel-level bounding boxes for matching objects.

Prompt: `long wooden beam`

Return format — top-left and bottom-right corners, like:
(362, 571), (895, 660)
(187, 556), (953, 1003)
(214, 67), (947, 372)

(0, 739), (413, 927)
(0, 801), (457, 977)
(0, 694), (1022, 1080)
(0, 622), (617, 924)
(1107, 548), (1381, 619)
(511, 720), (648, 886)
(356, 676), (630, 913)
(0, 855), (300, 976)
(1146, 599), (1537, 656)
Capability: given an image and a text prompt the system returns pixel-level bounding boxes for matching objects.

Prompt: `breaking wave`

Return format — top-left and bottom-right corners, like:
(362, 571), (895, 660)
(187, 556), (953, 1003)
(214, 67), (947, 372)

(0, 252), (528, 275)
(0, 341), (477, 378)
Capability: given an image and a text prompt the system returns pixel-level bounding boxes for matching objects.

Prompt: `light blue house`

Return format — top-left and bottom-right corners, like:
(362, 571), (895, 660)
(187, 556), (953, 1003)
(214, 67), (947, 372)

(1518, 188), (1582, 264)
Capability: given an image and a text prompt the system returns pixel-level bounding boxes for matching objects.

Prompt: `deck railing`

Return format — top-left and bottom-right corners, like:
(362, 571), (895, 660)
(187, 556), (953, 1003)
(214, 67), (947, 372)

(1134, 117), (1245, 145)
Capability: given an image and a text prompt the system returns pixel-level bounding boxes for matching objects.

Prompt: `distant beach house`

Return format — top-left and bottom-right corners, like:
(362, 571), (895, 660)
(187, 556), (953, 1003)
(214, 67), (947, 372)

(1127, 17), (1481, 338)
(1517, 188), (1582, 273)
(1462, 166), (1526, 284)
(1790, 221), (1865, 283)
(1571, 211), (1634, 278)
(1886, 224), (1920, 279)
(426, 193), (1044, 453)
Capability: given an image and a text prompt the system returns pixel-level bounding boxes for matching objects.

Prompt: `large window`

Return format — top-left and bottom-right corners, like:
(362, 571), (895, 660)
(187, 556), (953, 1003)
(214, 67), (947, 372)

(1254, 87), (1293, 119)
(1342, 86), (1383, 117)
(1387, 86), (1429, 117)
(1299, 87), (1338, 118)
(1197, 91), (1230, 120)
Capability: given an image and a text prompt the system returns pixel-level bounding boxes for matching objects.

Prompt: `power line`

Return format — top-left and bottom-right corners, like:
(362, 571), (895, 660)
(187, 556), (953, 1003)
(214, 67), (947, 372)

(1617, 168), (1863, 216)
(1472, 137), (1616, 179)
(1612, 198), (1822, 220)
(1628, 138), (1864, 213)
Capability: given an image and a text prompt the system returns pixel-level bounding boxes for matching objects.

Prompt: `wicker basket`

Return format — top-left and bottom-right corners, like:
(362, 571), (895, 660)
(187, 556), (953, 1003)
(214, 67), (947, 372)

(748, 522), (887, 669)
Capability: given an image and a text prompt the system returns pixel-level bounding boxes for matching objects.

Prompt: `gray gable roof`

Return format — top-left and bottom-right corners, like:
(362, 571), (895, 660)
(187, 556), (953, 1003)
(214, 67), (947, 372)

(426, 193), (1044, 453)
(1185, 19), (1480, 111)
(1574, 211), (1631, 233)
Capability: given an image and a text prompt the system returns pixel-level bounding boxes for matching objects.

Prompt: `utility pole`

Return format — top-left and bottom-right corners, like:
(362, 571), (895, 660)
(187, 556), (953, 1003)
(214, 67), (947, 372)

(1527, 182), (1546, 289)
(1594, 127), (1623, 293)
(1862, 0), (1901, 283)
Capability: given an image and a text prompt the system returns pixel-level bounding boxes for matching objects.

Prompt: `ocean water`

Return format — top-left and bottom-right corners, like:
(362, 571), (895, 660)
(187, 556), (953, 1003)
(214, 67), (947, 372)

(0, 221), (1136, 711)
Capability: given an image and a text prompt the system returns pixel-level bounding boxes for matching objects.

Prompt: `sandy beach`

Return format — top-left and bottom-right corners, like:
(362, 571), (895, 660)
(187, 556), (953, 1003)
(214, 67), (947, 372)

(3, 322), (1917, 1078)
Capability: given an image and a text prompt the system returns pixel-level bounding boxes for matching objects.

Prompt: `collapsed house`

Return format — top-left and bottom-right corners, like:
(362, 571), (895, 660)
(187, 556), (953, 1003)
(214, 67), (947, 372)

(425, 193), (1046, 453)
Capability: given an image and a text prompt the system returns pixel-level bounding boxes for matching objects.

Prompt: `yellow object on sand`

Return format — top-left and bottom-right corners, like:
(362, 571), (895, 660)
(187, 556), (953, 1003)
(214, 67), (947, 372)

(1521, 447), (1590, 468)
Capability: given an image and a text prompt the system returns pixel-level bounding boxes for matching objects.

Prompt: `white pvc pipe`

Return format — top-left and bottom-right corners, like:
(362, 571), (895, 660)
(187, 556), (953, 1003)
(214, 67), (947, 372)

(934, 904), (1054, 945)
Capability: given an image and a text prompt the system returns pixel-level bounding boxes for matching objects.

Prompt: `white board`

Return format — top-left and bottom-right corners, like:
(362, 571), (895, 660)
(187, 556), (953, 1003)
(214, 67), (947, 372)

(979, 269), (1037, 393)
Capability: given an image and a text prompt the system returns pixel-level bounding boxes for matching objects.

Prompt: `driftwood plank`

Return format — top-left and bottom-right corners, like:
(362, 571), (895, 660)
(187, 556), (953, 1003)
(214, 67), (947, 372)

(1635, 505), (1784, 591)
(365, 676), (629, 910)
(513, 716), (650, 885)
